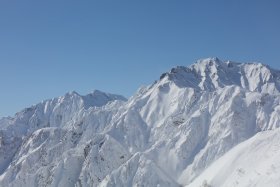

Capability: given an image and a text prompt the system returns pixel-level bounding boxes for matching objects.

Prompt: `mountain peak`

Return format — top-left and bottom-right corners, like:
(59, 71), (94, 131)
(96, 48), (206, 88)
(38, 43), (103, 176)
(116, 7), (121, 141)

(82, 90), (127, 109)
(195, 57), (223, 66)
(1, 58), (280, 187)
(159, 58), (280, 94)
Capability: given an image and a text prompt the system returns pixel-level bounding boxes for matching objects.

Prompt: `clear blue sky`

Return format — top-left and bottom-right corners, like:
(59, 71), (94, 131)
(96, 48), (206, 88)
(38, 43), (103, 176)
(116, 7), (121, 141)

(1, 0), (280, 117)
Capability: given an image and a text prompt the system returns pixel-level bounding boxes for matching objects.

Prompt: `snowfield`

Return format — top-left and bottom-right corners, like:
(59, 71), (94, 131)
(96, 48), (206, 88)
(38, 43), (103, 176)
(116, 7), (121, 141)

(1, 58), (280, 187)
(187, 129), (280, 187)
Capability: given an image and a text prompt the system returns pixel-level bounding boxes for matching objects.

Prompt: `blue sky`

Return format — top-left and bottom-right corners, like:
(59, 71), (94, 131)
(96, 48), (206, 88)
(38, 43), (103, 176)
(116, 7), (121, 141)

(0, 0), (280, 117)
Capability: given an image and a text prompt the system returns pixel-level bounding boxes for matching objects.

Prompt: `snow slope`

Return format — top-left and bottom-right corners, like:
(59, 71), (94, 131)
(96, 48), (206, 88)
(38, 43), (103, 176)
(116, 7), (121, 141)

(187, 128), (280, 187)
(1, 57), (280, 187)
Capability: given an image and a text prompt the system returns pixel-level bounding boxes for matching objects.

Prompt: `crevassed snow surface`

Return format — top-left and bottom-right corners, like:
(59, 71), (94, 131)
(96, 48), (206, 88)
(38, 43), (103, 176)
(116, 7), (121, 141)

(1, 58), (280, 187)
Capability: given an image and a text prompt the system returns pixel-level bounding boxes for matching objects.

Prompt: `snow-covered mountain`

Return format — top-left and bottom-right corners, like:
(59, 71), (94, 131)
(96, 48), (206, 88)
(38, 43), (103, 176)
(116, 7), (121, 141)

(1, 57), (280, 187)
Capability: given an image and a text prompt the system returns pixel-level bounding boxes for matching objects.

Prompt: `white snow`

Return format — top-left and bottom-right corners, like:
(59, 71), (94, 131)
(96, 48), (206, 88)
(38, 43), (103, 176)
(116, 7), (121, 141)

(1, 58), (280, 187)
(187, 129), (280, 187)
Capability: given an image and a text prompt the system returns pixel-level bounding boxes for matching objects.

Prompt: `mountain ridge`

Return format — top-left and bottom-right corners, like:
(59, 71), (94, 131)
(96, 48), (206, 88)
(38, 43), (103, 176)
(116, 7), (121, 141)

(159, 57), (280, 94)
(1, 58), (280, 187)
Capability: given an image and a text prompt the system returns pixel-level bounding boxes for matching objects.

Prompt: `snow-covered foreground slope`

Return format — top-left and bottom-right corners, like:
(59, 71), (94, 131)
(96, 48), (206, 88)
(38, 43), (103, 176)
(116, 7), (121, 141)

(1, 58), (280, 187)
(187, 129), (280, 187)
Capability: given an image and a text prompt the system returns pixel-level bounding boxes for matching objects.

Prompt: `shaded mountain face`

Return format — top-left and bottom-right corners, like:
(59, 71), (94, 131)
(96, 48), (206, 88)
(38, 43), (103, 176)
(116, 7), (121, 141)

(1, 58), (280, 187)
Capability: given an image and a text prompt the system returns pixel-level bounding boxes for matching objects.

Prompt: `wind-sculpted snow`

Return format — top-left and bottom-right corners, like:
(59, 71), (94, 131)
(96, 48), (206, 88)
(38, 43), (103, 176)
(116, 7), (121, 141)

(1, 58), (280, 187)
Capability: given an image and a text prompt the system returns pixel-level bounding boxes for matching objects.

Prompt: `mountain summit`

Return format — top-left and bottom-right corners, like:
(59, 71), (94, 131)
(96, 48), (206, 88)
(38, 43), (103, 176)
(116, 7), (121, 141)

(1, 58), (280, 187)
(160, 57), (280, 93)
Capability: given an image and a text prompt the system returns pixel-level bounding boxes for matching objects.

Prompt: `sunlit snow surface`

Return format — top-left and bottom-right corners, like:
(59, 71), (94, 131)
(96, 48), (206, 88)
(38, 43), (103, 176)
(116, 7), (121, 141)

(187, 129), (280, 187)
(1, 58), (280, 187)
